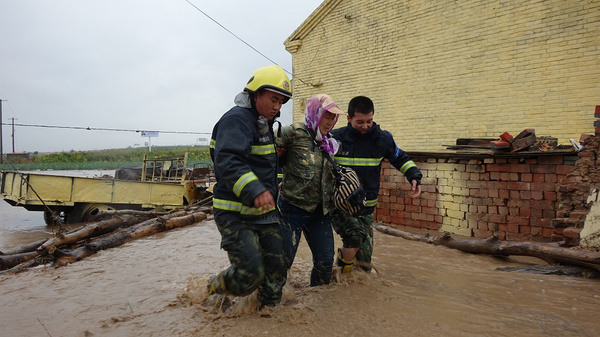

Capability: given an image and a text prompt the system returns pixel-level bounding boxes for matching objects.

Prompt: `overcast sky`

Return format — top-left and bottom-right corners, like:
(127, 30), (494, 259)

(0, 0), (323, 153)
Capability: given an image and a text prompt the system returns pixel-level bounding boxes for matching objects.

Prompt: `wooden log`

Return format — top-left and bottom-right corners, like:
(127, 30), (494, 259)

(0, 251), (40, 271)
(37, 216), (146, 255)
(374, 224), (600, 272)
(54, 211), (207, 266)
(0, 239), (47, 255)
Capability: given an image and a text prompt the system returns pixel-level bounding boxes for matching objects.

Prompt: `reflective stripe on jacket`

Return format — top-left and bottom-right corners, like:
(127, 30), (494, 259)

(331, 122), (422, 214)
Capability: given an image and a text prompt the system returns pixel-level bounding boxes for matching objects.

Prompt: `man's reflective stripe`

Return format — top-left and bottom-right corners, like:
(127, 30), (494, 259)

(365, 198), (378, 207)
(251, 144), (276, 155)
(277, 173), (284, 179)
(210, 140), (274, 156)
(399, 160), (417, 174)
(233, 172), (258, 197)
(333, 156), (383, 167)
(213, 198), (275, 215)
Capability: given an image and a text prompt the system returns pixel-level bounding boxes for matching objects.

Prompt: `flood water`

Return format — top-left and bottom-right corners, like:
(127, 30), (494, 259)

(1, 172), (599, 336)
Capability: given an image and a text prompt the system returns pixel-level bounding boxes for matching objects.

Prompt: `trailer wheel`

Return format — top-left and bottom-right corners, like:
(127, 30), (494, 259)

(80, 203), (115, 222)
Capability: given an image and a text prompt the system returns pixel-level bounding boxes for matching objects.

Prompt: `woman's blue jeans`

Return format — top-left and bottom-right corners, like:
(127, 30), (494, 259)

(278, 200), (334, 286)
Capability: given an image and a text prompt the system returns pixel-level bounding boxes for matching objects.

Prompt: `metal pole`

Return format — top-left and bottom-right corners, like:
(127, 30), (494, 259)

(11, 117), (16, 153)
(0, 99), (3, 164)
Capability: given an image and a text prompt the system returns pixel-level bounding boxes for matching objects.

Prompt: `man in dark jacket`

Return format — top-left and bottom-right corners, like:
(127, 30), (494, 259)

(208, 65), (291, 308)
(331, 96), (422, 274)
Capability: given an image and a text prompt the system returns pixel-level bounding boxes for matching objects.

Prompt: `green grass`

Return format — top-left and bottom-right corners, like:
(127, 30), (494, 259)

(0, 146), (213, 171)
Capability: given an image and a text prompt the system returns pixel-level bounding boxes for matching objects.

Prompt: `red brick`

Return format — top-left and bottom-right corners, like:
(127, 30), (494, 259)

(531, 182), (557, 192)
(507, 215), (529, 225)
(488, 189), (499, 198)
(520, 226), (532, 234)
(486, 163), (509, 172)
(499, 189), (510, 199)
(556, 165), (575, 175)
(470, 189), (488, 197)
(530, 165), (556, 174)
(489, 214), (507, 223)
(473, 229), (493, 238)
(531, 190), (544, 200)
(508, 223), (519, 233)
(563, 227), (582, 238)
(542, 228), (554, 237)
(521, 173), (533, 182)
(507, 199), (530, 208)
(508, 182), (530, 190)
(531, 226), (543, 236)
(543, 209), (556, 219)
(538, 156), (564, 165)
(406, 205), (419, 212)
(500, 172), (511, 181)
(519, 208), (531, 217)
(532, 173), (545, 182)
(490, 172), (501, 180)
(509, 164), (531, 173)
(509, 190), (520, 199)
(519, 190), (532, 199)
(531, 217), (552, 228)
(422, 207), (437, 215)
(498, 206), (509, 215)
(530, 208), (543, 218)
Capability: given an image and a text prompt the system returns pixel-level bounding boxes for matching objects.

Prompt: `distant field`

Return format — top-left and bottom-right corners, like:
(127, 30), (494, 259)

(0, 146), (212, 171)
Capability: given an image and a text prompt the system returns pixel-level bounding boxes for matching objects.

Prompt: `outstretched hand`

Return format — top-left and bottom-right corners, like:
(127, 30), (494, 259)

(409, 180), (422, 198)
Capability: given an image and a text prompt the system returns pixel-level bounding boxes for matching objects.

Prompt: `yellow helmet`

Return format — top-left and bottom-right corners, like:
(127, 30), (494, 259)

(244, 65), (292, 102)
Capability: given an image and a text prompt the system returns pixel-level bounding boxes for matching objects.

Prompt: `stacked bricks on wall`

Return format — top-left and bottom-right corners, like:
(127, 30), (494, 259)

(376, 153), (578, 243)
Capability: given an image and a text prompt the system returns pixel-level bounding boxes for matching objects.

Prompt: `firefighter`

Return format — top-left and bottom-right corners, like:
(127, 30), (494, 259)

(208, 65), (291, 308)
(331, 96), (422, 273)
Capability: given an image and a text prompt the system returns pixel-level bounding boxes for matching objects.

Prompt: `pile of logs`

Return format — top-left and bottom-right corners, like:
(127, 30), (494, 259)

(3, 205), (600, 277)
(0, 205), (212, 273)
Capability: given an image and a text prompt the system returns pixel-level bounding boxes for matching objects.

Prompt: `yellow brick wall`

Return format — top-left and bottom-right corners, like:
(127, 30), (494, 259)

(286, 0), (600, 151)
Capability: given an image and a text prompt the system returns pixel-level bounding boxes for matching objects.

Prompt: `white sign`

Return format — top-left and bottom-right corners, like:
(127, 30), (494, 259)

(141, 131), (159, 137)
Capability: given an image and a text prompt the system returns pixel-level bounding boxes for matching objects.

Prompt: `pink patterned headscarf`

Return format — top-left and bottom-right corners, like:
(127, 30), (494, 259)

(303, 94), (344, 155)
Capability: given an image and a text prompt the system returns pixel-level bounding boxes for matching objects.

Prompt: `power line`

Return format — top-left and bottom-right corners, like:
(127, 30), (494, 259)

(184, 0), (282, 71)
(183, 0), (317, 87)
(0, 122), (210, 135)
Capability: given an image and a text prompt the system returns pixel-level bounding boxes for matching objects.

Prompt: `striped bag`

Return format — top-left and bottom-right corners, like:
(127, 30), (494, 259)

(332, 165), (367, 216)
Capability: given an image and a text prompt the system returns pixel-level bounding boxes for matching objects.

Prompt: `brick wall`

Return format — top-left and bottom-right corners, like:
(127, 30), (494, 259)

(286, 0), (600, 151)
(376, 153), (578, 242)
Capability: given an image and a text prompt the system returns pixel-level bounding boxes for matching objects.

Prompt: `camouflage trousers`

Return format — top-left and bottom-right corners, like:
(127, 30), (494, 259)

(214, 219), (287, 306)
(330, 209), (374, 270)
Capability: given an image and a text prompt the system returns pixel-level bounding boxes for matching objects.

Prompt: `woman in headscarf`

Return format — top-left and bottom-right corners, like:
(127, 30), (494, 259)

(276, 94), (343, 286)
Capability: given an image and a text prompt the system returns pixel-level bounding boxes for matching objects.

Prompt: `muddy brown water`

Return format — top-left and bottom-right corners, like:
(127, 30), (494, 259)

(1, 173), (599, 336)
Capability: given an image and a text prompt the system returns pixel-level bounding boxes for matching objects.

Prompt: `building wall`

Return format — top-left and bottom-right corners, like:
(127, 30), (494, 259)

(286, 0), (600, 151)
(376, 153), (578, 241)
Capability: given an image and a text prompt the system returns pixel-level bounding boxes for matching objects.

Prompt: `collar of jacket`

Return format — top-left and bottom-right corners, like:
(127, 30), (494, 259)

(347, 121), (380, 139)
(235, 91), (279, 129)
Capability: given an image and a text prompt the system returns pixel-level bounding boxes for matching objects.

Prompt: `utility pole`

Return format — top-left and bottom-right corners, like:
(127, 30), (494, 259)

(10, 117), (17, 153)
(0, 99), (3, 164)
